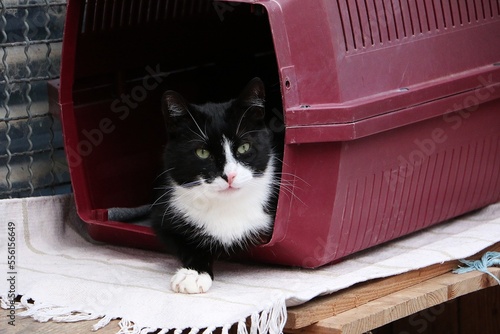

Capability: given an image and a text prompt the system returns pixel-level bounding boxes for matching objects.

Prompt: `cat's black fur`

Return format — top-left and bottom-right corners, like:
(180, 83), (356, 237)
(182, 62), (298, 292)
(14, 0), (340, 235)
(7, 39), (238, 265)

(152, 78), (281, 292)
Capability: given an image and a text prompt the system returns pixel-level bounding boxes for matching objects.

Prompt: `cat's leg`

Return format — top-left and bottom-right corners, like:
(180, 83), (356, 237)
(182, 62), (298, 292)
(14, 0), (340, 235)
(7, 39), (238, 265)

(171, 247), (214, 294)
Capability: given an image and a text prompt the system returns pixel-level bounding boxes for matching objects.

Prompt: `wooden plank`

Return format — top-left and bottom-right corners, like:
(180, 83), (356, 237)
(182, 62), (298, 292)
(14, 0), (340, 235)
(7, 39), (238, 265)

(285, 263), (454, 329)
(287, 268), (500, 334)
(391, 296), (459, 334)
(312, 280), (450, 334)
(285, 242), (500, 330)
(0, 310), (122, 334)
(431, 267), (500, 300)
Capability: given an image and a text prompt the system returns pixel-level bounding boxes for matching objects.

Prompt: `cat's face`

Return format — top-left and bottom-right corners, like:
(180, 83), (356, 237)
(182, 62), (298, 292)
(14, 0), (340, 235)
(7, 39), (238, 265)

(161, 78), (274, 200)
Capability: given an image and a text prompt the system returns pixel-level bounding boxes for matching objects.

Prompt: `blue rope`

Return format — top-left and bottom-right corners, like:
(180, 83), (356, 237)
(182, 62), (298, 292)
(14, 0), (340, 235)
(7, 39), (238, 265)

(453, 251), (500, 285)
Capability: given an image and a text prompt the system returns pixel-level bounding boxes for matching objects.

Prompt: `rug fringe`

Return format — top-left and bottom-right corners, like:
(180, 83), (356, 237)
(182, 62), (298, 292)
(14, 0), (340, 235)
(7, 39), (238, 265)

(248, 297), (287, 334)
(93, 315), (115, 331)
(122, 297), (287, 334)
(15, 295), (103, 324)
(238, 320), (248, 334)
(117, 319), (163, 334)
(0, 295), (287, 334)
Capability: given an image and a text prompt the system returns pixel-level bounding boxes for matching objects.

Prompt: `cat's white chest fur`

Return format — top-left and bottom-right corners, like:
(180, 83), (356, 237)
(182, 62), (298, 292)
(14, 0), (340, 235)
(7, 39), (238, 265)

(171, 155), (275, 249)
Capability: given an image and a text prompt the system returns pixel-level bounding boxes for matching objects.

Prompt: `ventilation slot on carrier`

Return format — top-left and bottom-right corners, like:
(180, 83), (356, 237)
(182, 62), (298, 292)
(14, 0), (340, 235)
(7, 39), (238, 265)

(337, 0), (500, 52)
(81, 0), (214, 33)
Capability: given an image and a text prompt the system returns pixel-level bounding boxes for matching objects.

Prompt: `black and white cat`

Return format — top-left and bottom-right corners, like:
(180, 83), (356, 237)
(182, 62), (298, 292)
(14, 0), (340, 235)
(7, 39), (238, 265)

(152, 78), (279, 294)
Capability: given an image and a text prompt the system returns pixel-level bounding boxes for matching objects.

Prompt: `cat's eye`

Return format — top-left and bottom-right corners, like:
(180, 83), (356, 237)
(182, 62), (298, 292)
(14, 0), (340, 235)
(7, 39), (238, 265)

(195, 148), (211, 159)
(237, 143), (251, 155)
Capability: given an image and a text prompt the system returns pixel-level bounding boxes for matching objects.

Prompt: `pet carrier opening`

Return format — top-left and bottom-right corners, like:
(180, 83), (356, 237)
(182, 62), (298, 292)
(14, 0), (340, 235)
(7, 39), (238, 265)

(55, 0), (286, 251)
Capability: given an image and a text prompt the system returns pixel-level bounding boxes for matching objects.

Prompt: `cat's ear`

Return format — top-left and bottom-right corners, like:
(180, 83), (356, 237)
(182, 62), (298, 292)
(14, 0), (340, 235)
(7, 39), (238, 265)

(238, 77), (266, 120)
(162, 91), (189, 129)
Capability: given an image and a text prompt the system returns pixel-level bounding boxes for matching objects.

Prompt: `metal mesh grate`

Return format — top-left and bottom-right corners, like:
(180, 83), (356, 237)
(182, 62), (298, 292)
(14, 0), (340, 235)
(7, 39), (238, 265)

(1, 0), (70, 199)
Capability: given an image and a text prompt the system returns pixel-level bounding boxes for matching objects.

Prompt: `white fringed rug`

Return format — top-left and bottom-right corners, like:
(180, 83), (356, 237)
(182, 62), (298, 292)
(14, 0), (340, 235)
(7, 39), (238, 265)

(1, 194), (499, 333)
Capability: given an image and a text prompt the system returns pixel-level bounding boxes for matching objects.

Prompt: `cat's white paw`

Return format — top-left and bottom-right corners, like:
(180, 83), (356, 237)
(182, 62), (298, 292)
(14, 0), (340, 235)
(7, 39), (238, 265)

(171, 268), (212, 294)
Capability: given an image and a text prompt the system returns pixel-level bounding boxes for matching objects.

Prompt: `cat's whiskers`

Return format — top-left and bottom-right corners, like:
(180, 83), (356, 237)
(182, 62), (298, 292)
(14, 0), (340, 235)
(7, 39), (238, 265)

(235, 104), (263, 135)
(272, 157), (310, 185)
(188, 138), (206, 144)
(271, 181), (306, 206)
(161, 206), (175, 227)
(153, 179), (205, 209)
(268, 172), (308, 206)
(152, 188), (178, 225)
(185, 108), (208, 140)
(188, 127), (207, 143)
(151, 186), (175, 208)
(238, 129), (265, 138)
(154, 177), (207, 201)
(180, 180), (204, 188)
(154, 168), (175, 181)
(172, 179), (215, 207)
(276, 170), (311, 187)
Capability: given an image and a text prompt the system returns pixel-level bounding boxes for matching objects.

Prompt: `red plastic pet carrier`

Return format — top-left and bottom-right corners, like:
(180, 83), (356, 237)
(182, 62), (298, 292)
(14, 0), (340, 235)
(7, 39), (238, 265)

(53, 0), (500, 267)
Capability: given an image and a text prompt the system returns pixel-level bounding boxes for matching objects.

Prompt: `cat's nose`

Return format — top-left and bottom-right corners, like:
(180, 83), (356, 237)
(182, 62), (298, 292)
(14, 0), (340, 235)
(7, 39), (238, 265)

(222, 172), (237, 186)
